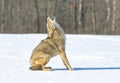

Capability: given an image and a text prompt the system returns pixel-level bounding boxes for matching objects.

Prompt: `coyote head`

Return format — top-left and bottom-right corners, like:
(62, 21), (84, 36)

(46, 17), (65, 39)
(47, 17), (56, 38)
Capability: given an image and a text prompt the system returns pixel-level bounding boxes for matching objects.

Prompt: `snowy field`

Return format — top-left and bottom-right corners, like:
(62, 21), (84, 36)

(0, 34), (120, 83)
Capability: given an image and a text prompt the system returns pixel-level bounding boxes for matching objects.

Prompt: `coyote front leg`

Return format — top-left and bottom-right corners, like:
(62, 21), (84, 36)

(58, 46), (73, 71)
(60, 51), (73, 71)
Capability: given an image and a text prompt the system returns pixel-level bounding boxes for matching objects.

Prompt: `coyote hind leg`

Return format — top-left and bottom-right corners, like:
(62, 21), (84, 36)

(30, 56), (51, 71)
(29, 65), (52, 71)
(29, 64), (42, 70)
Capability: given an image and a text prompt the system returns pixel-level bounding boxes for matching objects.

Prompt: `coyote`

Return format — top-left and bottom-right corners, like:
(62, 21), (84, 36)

(30, 17), (73, 71)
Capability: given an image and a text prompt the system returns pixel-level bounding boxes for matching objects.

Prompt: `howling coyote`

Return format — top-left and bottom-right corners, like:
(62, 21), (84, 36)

(30, 17), (73, 71)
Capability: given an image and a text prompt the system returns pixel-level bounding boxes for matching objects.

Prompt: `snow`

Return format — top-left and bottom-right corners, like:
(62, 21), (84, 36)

(0, 34), (120, 83)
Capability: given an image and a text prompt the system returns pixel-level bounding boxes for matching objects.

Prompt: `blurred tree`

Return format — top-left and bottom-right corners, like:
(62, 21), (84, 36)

(0, 0), (120, 34)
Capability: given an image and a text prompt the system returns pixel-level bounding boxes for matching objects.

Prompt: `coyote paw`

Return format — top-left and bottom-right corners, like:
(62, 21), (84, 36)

(43, 67), (52, 71)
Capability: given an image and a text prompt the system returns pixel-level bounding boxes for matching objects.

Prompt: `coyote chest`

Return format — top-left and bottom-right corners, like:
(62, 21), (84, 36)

(31, 39), (59, 59)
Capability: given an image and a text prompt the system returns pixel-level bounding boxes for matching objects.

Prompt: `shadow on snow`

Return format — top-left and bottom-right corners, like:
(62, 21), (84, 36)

(53, 67), (120, 71)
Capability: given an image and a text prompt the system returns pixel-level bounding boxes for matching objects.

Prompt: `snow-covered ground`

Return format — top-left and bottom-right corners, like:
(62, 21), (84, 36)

(0, 34), (120, 83)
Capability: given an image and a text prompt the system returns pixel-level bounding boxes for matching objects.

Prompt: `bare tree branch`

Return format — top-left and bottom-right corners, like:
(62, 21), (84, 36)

(34, 0), (40, 33)
(77, 0), (82, 33)
(1, 0), (5, 32)
(105, 0), (111, 21)
(112, 0), (116, 32)
(92, 0), (96, 34)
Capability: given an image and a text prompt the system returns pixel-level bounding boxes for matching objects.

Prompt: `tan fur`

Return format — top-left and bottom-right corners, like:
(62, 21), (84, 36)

(30, 17), (73, 71)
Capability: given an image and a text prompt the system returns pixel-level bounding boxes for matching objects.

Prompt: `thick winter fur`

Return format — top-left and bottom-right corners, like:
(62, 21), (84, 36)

(30, 17), (73, 71)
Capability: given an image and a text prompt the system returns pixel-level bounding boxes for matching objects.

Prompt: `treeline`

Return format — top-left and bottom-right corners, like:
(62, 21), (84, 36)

(0, 0), (120, 34)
